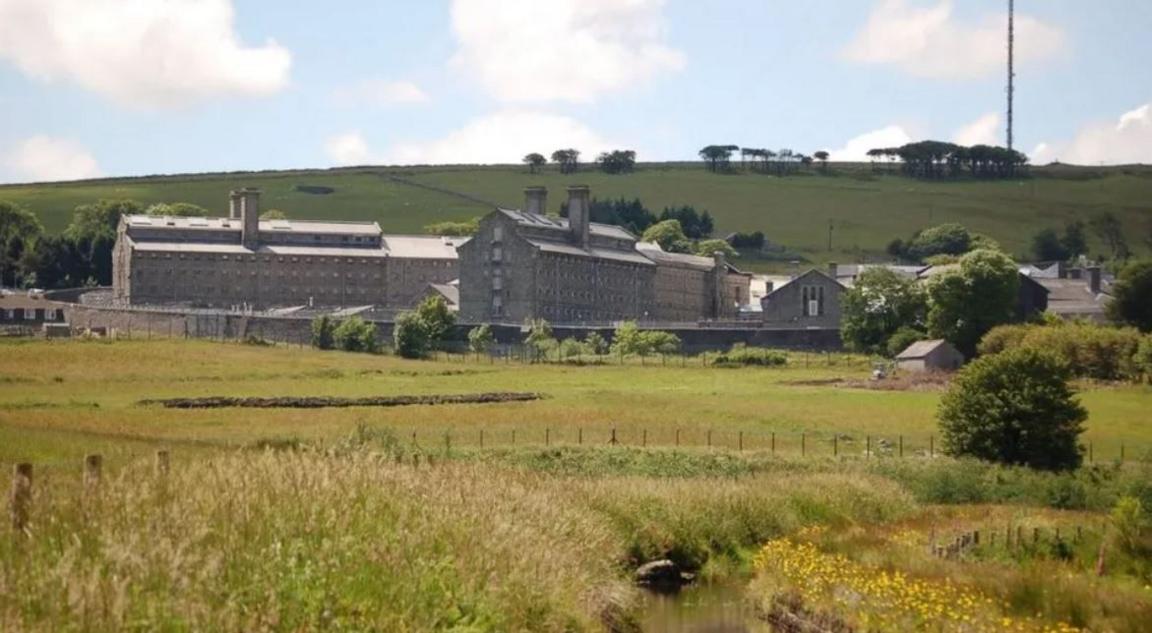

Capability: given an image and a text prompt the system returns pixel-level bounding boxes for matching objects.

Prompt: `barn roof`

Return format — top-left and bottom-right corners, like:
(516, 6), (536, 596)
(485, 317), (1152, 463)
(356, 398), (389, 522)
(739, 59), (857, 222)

(895, 339), (954, 359)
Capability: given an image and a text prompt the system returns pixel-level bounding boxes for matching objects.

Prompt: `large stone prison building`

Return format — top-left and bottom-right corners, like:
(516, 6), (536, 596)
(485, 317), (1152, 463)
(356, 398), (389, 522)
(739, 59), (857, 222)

(113, 189), (461, 310)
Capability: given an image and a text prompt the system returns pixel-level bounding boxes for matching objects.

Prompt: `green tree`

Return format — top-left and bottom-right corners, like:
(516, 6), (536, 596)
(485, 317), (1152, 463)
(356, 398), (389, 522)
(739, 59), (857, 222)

(550, 149), (580, 174)
(938, 348), (1086, 470)
(524, 318), (556, 360)
(424, 218), (479, 236)
(522, 152), (546, 174)
(693, 239), (737, 259)
(558, 337), (588, 358)
(610, 321), (645, 357)
(146, 202), (209, 217)
(468, 324), (495, 353)
(311, 315), (336, 350)
(1091, 212), (1130, 261)
(639, 330), (681, 355)
(907, 223), (972, 261)
(260, 209), (287, 220)
(65, 199), (143, 242)
(886, 326), (926, 358)
(393, 312), (429, 359)
(840, 267), (928, 354)
(584, 331), (608, 355)
(1107, 260), (1152, 332)
(415, 295), (456, 348)
(1060, 220), (1088, 258)
(641, 220), (691, 254)
(658, 205), (713, 238)
(926, 249), (1019, 357)
(596, 149), (637, 175)
(334, 316), (379, 353)
(698, 145), (738, 172)
(0, 201), (43, 288)
(1030, 228), (1070, 261)
(1136, 335), (1152, 382)
(813, 150), (830, 172)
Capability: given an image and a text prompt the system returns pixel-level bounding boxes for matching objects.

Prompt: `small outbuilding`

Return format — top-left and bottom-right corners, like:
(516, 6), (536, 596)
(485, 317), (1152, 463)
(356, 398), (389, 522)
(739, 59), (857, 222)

(895, 339), (964, 372)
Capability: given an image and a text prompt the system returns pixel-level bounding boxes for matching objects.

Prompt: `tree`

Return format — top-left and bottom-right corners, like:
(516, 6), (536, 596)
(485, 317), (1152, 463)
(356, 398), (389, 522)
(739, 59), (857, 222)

(641, 220), (691, 253)
(886, 326), (926, 358)
(65, 199), (143, 242)
(729, 231), (766, 249)
(907, 223), (972, 261)
(1031, 228), (1070, 261)
(524, 318), (556, 360)
(938, 348), (1086, 470)
(693, 239), (737, 259)
(1091, 212), (1130, 261)
(523, 152), (547, 174)
(468, 324), (495, 353)
(814, 150), (830, 173)
(1107, 260), (1152, 332)
(657, 206), (712, 239)
(415, 295), (456, 348)
(260, 209), (287, 220)
(584, 331), (608, 355)
(393, 311), (429, 359)
(550, 149), (580, 174)
(639, 330), (680, 355)
(926, 249), (1020, 357)
(840, 267), (928, 354)
(146, 202), (209, 217)
(424, 217), (479, 236)
(596, 150), (637, 175)
(610, 321), (645, 357)
(0, 201), (43, 272)
(311, 315), (336, 350)
(698, 145), (738, 172)
(334, 316), (379, 353)
(1060, 220), (1088, 259)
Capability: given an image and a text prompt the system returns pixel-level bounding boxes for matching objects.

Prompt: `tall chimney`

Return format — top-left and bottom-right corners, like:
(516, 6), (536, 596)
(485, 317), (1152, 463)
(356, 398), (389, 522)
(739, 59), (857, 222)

(827, 261), (838, 279)
(524, 186), (548, 215)
(239, 188), (260, 249)
(1087, 266), (1101, 295)
(566, 185), (590, 246)
(229, 190), (242, 219)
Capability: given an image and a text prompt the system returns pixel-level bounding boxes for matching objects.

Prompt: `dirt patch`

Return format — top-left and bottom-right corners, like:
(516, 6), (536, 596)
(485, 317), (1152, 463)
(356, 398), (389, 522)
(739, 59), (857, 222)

(139, 392), (543, 409)
(784, 372), (951, 392)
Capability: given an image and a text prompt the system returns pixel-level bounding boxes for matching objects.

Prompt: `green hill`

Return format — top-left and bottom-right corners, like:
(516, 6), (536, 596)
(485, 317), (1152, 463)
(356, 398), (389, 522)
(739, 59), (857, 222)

(2, 162), (1150, 269)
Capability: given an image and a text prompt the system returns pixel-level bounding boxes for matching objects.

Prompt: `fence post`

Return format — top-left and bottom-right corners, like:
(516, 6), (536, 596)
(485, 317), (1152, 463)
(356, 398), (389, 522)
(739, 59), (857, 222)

(675, 428), (680, 447)
(707, 430), (712, 448)
(738, 431), (743, 452)
(545, 428), (550, 447)
(930, 436), (934, 458)
(610, 428), (618, 445)
(899, 435), (903, 458)
(866, 436), (870, 458)
(512, 429), (516, 445)
(771, 432), (776, 456)
(1089, 442), (1093, 463)
(445, 431), (451, 456)
(480, 428), (484, 449)
(1120, 443), (1125, 463)
(578, 428), (583, 445)
(84, 454), (103, 488)
(11, 463), (32, 532)
(801, 433), (806, 457)
(155, 450), (170, 477)
(834, 435), (838, 457)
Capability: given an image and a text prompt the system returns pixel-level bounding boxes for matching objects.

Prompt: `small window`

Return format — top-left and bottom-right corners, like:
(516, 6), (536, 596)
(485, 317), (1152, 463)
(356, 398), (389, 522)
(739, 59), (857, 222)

(493, 225), (504, 242)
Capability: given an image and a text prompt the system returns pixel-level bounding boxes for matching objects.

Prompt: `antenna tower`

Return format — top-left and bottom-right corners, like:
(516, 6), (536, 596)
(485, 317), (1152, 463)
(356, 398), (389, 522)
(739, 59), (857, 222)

(1007, 0), (1015, 150)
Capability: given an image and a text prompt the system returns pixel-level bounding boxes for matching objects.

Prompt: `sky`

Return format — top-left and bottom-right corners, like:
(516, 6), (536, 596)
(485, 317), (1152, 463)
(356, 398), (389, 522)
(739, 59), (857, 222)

(0, 0), (1150, 184)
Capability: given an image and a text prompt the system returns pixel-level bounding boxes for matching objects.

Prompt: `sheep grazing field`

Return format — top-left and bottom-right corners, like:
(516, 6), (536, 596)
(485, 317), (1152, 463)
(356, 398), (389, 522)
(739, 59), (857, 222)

(1, 338), (1150, 631)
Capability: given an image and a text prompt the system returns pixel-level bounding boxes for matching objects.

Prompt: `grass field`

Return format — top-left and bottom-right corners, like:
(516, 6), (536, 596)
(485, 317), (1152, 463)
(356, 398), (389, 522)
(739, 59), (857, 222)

(2, 338), (1150, 631)
(2, 162), (1150, 267)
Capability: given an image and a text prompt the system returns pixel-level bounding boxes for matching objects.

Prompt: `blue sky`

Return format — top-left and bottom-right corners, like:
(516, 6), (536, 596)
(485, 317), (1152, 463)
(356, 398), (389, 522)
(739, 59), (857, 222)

(0, 0), (1149, 183)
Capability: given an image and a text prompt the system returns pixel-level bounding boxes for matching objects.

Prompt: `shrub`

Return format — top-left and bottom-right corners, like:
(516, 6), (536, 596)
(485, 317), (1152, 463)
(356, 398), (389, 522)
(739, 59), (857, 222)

(610, 321), (644, 356)
(333, 316), (379, 353)
(310, 315), (335, 350)
(558, 337), (588, 358)
(926, 249), (1019, 358)
(393, 312), (428, 359)
(639, 330), (681, 355)
(885, 326), (925, 358)
(1136, 335), (1152, 382)
(467, 324), (494, 354)
(710, 344), (788, 367)
(583, 331), (608, 355)
(1108, 259), (1152, 332)
(840, 267), (927, 354)
(524, 318), (557, 361)
(938, 348), (1086, 471)
(977, 322), (1142, 381)
(415, 295), (455, 350)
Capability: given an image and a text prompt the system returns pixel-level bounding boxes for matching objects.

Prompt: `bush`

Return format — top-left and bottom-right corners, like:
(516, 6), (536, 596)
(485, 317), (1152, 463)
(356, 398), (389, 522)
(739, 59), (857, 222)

(840, 267), (927, 354)
(640, 330), (681, 355)
(1108, 260), (1152, 332)
(333, 316), (379, 353)
(310, 315), (335, 350)
(1136, 335), (1152, 382)
(978, 322), (1143, 381)
(710, 344), (788, 367)
(938, 348), (1087, 471)
(609, 321), (644, 356)
(558, 337), (588, 358)
(415, 295), (455, 350)
(584, 331), (608, 355)
(393, 312), (428, 359)
(885, 326), (925, 358)
(467, 324), (494, 354)
(524, 319), (557, 361)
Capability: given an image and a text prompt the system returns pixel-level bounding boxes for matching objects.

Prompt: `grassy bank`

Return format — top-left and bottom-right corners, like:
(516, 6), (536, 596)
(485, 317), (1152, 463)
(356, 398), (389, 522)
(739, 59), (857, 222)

(2, 162), (1150, 264)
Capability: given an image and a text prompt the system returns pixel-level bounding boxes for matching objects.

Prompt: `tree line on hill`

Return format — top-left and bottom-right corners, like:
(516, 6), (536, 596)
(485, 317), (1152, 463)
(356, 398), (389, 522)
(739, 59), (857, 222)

(522, 149), (637, 175)
(0, 199), (286, 290)
(865, 141), (1027, 179)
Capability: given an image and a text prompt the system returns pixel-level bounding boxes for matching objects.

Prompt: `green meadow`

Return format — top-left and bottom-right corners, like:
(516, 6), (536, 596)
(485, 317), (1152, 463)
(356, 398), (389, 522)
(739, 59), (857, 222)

(1, 338), (1150, 631)
(3, 162), (1151, 268)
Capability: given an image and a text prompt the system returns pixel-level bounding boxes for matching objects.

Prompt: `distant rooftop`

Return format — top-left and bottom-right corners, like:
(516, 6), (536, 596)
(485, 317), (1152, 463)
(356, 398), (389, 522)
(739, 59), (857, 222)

(895, 339), (952, 359)
(497, 208), (637, 242)
(124, 214), (382, 235)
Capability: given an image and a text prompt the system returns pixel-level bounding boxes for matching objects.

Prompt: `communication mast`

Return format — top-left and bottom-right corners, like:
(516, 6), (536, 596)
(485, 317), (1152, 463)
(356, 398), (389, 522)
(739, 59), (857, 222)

(1007, 0), (1015, 150)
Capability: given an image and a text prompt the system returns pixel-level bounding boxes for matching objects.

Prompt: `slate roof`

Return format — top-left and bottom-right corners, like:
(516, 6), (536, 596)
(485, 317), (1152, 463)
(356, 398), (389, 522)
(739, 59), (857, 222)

(381, 235), (465, 259)
(125, 214), (382, 235)
(497, 208), (637, 241)
(635, 242), (716, 271)
(895, 339), (952, 359)
(528, 239), (654, 266)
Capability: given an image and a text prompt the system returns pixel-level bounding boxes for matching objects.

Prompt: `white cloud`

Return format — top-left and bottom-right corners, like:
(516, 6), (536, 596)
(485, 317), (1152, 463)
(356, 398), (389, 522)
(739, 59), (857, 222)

(333, 79), (429, 107)
(1032, 102), (1152, 165)
(843, 0), (1063, 79)
(829, 124), (913, 162)
(952, 112), (1001, 146)
(0, 0), (291, 108)
(6, 136), (101, 182)
(325, 132), (374, 166)
(449, 0), (684, 103)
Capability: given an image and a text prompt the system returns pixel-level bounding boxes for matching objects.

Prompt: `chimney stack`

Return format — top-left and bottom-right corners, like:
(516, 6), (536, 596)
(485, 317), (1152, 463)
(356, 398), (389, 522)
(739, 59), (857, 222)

(1087, 265), (1101, 295)
(524, 186), (548, 215)
(229, 190), (242, 220)
(566, 185), (590, 246)
(828, 261), (838, 279)
(235, 188), (261, 249)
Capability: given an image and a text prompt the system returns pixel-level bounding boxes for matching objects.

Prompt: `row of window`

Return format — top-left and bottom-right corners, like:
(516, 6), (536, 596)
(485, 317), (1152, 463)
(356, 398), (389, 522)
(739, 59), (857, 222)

(138, 253), (380, 265)
(137, 269), (382, 281)
(0, 308), (64, 321)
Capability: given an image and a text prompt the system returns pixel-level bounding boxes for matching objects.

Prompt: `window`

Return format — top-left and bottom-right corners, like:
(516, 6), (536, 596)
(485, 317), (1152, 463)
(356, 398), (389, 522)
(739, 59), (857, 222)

(801, 285), (825, 317)
(493, 225), (504, 242)
(492, 246), (503, 262)
(492, 293), (503, 316)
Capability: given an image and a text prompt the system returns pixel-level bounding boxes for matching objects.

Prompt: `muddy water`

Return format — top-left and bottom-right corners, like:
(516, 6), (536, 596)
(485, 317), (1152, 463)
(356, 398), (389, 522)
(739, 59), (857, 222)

(639, 580), (771, 633)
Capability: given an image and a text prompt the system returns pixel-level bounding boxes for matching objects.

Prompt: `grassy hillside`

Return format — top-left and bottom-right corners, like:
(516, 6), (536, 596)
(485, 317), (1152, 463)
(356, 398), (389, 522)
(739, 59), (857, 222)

(2, 162), (1150, 267)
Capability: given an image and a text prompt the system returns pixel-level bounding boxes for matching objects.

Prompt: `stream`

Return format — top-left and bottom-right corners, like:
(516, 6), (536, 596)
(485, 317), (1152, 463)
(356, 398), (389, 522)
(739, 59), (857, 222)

(639, 580), (771, 633)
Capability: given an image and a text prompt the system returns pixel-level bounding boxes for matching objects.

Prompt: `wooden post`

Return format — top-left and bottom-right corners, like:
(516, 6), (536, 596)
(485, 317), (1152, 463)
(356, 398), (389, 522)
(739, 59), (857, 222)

(973, 530), (980, 545)
(738, 431), (743, 452)
(771, 432), (776, 455)
(930, 436), (934, 458)
(84, 454), (103, 487)
(707, 430), (712, 448)
(866, 435), (870, 457)
(675, 428), (680, 447)
(610, 428), (617, 445)
(578, 428), (583, 445)
(1033, 527), (1040, 544)
(11, 463), (32, 532)
(1120, 443), (1125, 463)
(444, 431), (451, 455)
(155, 450), (170, 477)
(480, 429), (484, 449)
(833, 435), (838, 457)
(899, 435), (903, 458)
(801, 433), (806, 457)
(512, 429), (516, 445)
(545, 428), (550, 447)
(642, 429), (647, 447)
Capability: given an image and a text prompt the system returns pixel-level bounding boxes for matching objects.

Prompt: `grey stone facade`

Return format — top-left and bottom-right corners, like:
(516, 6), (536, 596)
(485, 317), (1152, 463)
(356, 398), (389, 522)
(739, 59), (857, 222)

(113, 189), (461, 310)
(459, 186), (750, 324)
(759, 269), (844, 328)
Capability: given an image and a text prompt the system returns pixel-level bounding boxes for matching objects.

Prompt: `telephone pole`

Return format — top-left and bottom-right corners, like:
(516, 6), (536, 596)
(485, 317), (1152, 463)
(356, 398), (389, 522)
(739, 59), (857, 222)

(1007, 0), (1015, 151)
